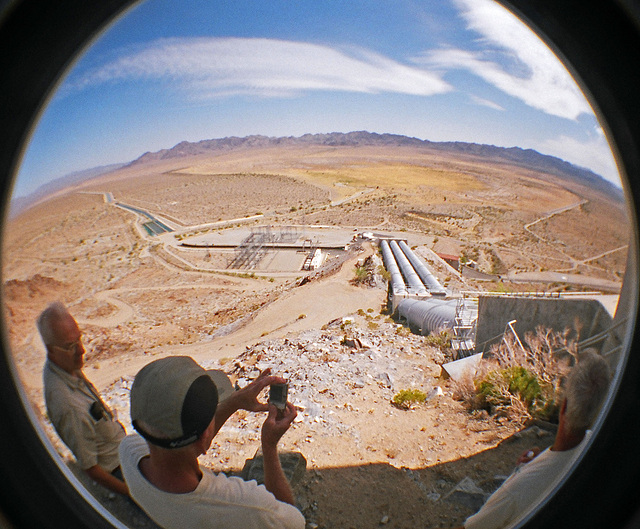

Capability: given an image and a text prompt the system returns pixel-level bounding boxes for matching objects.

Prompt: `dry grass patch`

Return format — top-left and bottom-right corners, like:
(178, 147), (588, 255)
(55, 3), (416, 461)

(306, 163), (486, 193)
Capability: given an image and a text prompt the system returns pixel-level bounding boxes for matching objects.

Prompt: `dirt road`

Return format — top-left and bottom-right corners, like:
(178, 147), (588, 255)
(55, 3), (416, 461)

(89, 243), (384, 389)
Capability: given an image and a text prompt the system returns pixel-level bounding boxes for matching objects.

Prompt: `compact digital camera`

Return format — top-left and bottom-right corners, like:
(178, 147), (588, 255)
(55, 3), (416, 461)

(269, 383), (288, 411)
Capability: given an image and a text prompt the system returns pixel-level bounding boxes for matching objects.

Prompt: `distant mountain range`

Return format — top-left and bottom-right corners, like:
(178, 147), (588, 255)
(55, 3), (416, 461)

(130, 131), (621, 198)
(9, 163), (126, 217)
(13, 132), (622, 214)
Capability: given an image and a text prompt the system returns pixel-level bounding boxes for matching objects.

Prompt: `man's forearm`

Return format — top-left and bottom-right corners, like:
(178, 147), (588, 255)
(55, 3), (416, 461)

(85, 465), (129, 496)
(262, 443), (295, 505)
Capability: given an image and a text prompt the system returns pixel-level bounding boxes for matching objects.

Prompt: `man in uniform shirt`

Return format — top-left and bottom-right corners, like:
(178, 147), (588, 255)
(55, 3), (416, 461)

(38, 301), (128, 496)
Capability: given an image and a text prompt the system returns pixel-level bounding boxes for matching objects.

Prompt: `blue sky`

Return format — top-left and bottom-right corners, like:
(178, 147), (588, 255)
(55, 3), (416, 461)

(14, 0), (622, 198)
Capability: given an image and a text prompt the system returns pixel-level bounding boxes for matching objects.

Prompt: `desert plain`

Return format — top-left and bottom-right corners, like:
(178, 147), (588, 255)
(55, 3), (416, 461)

(1, 137), (630, 528)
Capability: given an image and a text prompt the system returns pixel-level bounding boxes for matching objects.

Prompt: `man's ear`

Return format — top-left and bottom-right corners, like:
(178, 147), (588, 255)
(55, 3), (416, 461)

(45, 345), (56, 362)
(560, 398), (568, 416)
(196, 420), (216, 455)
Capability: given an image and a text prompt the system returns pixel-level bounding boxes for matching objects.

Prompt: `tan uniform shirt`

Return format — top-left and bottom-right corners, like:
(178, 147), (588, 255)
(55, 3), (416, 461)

(43, 360), (125, 472)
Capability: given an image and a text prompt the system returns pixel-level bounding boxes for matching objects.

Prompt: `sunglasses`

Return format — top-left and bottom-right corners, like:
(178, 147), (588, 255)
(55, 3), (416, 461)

(53, 337), (82, 355)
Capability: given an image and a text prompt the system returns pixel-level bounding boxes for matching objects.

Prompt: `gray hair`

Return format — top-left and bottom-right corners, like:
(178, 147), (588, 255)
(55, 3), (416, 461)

(36, 301), (70, 346)
(563, 351), (611, 434)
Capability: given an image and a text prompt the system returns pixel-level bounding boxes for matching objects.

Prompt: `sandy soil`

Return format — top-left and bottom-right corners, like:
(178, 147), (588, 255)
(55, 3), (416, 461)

(2, 147), (627, 528)
(0, 235), (560, 529)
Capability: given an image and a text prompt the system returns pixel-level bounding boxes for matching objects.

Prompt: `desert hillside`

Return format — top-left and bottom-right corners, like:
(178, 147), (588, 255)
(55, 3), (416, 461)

(1, 134), (630, 528)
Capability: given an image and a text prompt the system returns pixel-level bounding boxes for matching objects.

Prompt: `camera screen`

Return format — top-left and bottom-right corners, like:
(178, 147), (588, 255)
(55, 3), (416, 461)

(269, 383), (288, 409)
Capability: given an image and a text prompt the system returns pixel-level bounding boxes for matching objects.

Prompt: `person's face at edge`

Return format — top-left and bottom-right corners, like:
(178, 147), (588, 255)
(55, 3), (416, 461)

(49, 313), (84, 374)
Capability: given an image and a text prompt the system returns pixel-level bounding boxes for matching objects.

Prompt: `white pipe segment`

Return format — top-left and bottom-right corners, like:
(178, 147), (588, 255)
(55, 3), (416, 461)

(398, 297), (457, 336)
(380, 240), (407, 296)
(390, 240), (428, 296)
(398, 240), (446, 295)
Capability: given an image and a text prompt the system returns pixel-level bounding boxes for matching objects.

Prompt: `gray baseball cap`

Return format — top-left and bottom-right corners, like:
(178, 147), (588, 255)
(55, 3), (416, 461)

(130, 356), (233, 449)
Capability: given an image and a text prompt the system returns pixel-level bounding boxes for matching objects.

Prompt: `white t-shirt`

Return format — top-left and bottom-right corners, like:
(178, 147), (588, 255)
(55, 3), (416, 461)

(120, 435), (306, 529)
(465, 434), (591, 529)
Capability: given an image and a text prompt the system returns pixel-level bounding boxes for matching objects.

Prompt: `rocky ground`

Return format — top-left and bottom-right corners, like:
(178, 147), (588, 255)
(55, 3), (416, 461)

(76, 313), (556, 529)
(4, 151), (624, 528)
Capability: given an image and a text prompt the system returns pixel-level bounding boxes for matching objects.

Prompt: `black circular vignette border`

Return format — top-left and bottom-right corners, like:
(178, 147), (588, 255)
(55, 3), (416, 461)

(0, 1), (639, 528)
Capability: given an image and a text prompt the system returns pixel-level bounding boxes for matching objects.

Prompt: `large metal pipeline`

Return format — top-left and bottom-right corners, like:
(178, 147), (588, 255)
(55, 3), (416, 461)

(389, 240), (428, 296)
(380, 240), (407, 296)
(398, 297), (458, 336)
(398, 240), (447, 295)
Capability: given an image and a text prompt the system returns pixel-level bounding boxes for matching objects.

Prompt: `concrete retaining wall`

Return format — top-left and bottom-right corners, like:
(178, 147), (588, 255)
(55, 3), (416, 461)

(475, 296), (613, 353)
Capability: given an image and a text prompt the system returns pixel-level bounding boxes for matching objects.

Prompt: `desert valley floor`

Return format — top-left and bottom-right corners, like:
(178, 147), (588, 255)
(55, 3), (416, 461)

(2, 139), (630, 528)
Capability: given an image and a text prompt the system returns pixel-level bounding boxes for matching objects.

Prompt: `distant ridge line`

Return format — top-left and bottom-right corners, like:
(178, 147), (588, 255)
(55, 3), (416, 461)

(9, 162), (126, 217)
(15, 131), (621, 213)
(130, 131), (618, 196)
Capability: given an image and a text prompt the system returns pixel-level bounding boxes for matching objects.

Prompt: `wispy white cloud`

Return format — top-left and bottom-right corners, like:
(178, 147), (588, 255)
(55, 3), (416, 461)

(469, 94), (504, 111)
(414, 0), (591, 121)
(67, 37), (452, 99)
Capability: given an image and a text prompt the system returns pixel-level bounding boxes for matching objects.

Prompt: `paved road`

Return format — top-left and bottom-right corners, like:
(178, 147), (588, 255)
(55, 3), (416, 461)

(506, 270), (621, 292)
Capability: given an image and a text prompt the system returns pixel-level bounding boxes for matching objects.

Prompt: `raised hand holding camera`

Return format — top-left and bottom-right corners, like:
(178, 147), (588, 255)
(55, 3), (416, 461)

(262, 401), (297, 447)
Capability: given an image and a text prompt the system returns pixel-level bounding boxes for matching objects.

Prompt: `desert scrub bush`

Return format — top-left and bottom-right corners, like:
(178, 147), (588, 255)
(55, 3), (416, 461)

(489, 249), (507, 275)
(392, 389), (427, 410)
(425, 329), (454, 352)
(339, 320), (353, 331)
(352, 265), (369, 285)
(461, 246), (480, 262)
(461, 326), (575, 424)
(493, 325), (577, 390)
(474, 366), (555, 423)
(378, 265), (391, 282)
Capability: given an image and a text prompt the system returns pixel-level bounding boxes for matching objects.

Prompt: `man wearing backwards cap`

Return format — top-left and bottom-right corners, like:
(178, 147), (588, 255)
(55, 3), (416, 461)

(119, 355), (305, 529)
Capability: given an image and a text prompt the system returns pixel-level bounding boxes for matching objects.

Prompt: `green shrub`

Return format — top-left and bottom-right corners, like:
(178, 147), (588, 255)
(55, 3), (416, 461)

(352, 266), (369, 284)
(392, 389), (427, 409)
(378, 265), (391, 282)
(454, 326), (572, 424)
(507, 366), (542, 405)
(475, 366), (556, 421)
(339, 319), (353, 331)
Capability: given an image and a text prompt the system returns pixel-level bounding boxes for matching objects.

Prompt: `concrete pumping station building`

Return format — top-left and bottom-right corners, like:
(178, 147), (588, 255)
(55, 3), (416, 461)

(378, 236), (624, 367)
